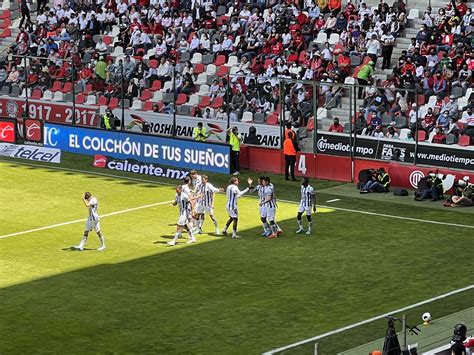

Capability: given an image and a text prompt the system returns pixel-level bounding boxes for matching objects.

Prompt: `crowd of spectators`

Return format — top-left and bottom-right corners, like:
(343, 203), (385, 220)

(0, 0), (472, 145)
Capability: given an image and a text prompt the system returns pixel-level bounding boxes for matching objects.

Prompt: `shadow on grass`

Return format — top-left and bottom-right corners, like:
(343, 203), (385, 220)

(2, 213), (473, 354)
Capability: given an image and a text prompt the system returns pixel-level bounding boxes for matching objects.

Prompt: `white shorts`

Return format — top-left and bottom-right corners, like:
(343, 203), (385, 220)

(177, 212), (191, 226)
(298, 203), (312, 215)
(85, 218), (100, 232)
(195, 204), (214, 215)
(259, 205), (267, 218)
(227, 208), (238, 219)
(265, 206), (276, 221)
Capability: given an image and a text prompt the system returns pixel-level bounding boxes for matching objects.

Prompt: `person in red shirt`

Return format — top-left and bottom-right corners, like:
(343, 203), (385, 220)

(329, 0), (342, 14)
(328, 117), (344, 132)
(337, 51), (351, 77)
(270, 41), (283, 58)
(432, 127), (446, 144)
(422, 107), (436, 133)
(291, 30), (305, 54)
(315, 15), (326, 31)
(456, 0), (468, 17)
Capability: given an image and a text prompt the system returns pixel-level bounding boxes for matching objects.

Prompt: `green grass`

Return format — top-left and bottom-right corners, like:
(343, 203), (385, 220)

(0, 154), (473, 354)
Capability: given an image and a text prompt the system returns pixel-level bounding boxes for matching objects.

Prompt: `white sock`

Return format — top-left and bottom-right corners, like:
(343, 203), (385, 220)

(232, 230), (237, 237)
(262, 222), (269, 233)
(275, 223), (282, 231)
(270, 223), (278, 234)
(199, 216), (204, 229)
(307, 221), (312, 231)
(98, 235), (105, 247)
(78, 235), (88, 248)
(297, 220), (303, 229)
(212, 219), (218, 228)
(173, 232), (180, 242)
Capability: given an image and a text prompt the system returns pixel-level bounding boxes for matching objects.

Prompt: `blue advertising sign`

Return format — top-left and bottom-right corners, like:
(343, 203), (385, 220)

(44, 123), (230, 173)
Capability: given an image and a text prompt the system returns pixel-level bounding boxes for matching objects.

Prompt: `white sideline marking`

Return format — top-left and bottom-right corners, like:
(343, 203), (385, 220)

(262, 285), (474, 355)
(0, 200), (172, 239)
(3, 160), (474, 230)
(317, 204), (474, 230)
(325, 199), (341, 203)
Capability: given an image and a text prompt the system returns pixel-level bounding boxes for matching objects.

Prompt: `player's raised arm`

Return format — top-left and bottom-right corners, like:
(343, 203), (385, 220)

(83, 192), (92, 207)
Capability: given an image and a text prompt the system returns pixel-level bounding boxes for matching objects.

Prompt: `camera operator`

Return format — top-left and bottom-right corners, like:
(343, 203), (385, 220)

(360, 168), (391, 193)
(415, 172), (444, 202)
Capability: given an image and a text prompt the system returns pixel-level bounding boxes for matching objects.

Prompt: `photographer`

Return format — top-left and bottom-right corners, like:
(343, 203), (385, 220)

(415, 172), (444, 201)
(227, 126), (242, 175)
(360, 168), (391, 193)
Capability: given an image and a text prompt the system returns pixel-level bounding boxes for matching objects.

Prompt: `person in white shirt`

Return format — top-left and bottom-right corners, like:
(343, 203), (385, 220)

(167, 185), (197, 246)
(194, 176), (224, 234)
(296, 178), (316, 235)
(74, 192), (106, 251)
(366, 34), (381, 64)
(380, 30), (395, 70)
(222, 177), (253, 239)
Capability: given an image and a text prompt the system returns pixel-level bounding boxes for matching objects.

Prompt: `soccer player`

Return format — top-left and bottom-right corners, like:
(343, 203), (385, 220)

(189, 170), (202, 192)
(194, 175), (224, 234)
(222, 177), (253, 239)
(251, 176), (272, 237)
(74, 192), (106, 251)
(262, 176), (283, 239)
(167, 185), (197, 246)
(296, 178), (317, 235)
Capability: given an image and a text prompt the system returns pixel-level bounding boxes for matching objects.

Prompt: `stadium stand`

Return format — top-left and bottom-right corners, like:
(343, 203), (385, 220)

(0, 0), (472, 147)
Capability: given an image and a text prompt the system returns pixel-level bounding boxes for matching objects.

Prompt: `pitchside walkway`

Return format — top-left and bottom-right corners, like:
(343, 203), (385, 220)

(338, 308), (474, 355)
(318, 183), (474, 215)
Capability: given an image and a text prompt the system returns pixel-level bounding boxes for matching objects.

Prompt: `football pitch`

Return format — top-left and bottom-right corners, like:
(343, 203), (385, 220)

(1, 154), (473, 354)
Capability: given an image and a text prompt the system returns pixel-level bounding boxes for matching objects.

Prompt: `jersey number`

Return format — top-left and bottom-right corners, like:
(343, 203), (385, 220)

(297, 155), (307, 175)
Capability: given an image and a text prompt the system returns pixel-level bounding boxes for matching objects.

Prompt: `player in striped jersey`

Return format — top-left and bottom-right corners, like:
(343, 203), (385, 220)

(261, 177), (283, 239)
(167, 185), (197, 246)
(222, 176), (253, 239)
(194, 175), (224, 235)
(296, 178), (316, 235)
(189, 170), (202, 192)
(251, 177), (272, 237)
(74, 192), (106, 251)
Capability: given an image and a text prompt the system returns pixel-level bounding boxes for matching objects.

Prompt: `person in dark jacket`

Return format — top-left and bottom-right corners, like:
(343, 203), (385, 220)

(360, 168), (391, 193)
(415, 172), (444, 201)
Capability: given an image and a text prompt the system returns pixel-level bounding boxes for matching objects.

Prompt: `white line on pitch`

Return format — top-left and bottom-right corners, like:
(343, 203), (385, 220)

(3, 160), (474, 230)
(318, 204), (474, 229)
(262, 284), (474, 355)
(0, 200), (172, 239)
(325, 199), (341, 203)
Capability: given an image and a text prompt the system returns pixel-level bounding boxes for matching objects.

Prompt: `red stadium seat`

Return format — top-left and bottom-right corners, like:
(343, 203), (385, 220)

(148, 59), (158, 69)
(0, 10), (10, 19)
(175, 93), (188, 105)
(214, 55), (226, 66)
(143, 101), (154, 111)
(0, 27), (11, 38)
(416, 95), (425, 106)
(108, 97), (119, 110)
(31, 89), (42, 100)
(216, 66), (228, 77)
(102, 36), (112, 45)
(76, 93), (85, 104)
(417, 130), (426, 141)
(458, 135), (471, 146)
(149, 80), (162, 91)
(50, 81), (62, 92)
(266, 114), (278, 125)
(61, 82), (72, 93)
(194, 63), (205, 74)
(98, 96), (109, 106)
(139, 89), (152, 101)
(210, 96), (224, 109)
(198, 96), (211, 108)
(84, 84), (93, 95)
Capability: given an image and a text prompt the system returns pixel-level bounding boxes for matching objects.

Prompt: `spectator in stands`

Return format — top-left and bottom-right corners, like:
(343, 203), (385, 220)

(372, 125), (385, 138)
(328, 117), (344, 132)
(432, 127), (447, 144)
(385, 125), (399, 139)
(389, 89), (408, 122)
(356, 61), (375, 99)
(381, 29), (395, 70)
(437, 110), (450, 131)
(422, 108), (436, 133)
